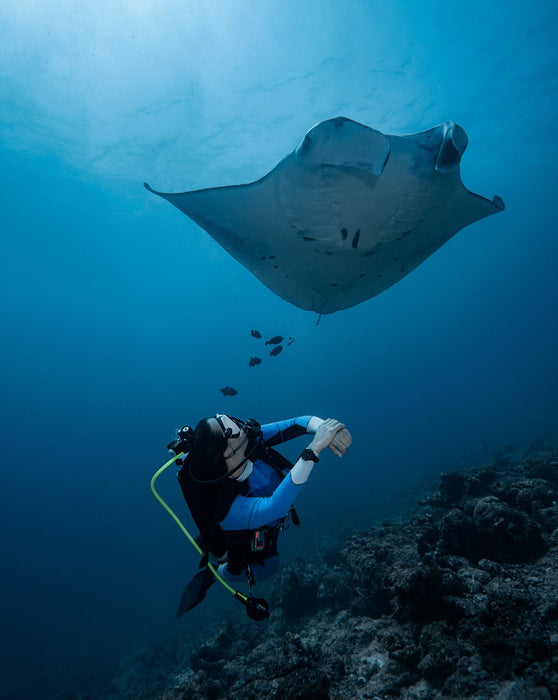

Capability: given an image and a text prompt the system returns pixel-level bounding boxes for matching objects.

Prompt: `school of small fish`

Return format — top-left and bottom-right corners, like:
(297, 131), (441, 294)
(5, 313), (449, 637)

(220, 330), (295, 396)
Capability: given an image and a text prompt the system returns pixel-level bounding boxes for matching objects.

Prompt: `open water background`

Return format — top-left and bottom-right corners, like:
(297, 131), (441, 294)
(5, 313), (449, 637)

(1, 1), (557, 697)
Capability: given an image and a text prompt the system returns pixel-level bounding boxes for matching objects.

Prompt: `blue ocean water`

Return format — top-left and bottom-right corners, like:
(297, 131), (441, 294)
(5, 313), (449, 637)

(1, 1), (557, 697)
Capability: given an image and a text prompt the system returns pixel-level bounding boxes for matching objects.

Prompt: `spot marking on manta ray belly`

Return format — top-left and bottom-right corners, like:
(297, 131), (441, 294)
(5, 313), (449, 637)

(351, 229), (361, 249)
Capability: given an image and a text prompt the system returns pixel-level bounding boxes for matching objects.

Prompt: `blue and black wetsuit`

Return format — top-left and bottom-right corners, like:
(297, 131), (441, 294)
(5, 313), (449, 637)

(216, 415), (321, 583)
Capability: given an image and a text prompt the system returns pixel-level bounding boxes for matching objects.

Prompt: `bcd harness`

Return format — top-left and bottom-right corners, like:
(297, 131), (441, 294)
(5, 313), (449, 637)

(177, 436), (300, 578)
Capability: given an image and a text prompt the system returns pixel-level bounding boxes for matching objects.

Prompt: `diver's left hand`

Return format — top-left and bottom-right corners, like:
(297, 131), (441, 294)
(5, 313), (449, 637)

(328, 427), (352, 457)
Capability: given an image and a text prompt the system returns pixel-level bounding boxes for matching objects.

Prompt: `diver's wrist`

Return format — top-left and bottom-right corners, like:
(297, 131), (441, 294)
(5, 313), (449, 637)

(306, 442), (321, 456)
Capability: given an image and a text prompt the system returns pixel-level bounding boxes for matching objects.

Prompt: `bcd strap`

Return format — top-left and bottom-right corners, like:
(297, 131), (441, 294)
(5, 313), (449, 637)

(289, 505), (300, 527)
(257, 443), (294, 477)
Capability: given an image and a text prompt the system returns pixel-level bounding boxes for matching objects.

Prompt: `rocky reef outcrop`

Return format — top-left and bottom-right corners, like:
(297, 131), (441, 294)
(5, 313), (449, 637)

(66, 448), (558, 699)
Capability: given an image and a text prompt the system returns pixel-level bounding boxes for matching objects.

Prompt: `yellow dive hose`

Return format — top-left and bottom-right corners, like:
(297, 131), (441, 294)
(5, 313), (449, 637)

(149, 452), (247, 603)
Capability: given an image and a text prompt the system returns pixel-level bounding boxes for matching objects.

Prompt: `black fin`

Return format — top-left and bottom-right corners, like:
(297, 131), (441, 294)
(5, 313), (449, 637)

(177, 567), (215, 617)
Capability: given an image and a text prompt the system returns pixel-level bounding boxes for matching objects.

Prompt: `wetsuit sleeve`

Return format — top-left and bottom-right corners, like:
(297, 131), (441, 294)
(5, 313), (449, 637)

(220, 453), (318, 530)
(220, 480), (301, 530)
(261, 416), (316, 446)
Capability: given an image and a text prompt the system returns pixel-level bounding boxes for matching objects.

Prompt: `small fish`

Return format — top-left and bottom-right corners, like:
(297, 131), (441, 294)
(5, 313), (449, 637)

(286, 337), (295, 346)
(265, 335), (283, 345)
(269, 345), (283, 357)
(220, 386), (238, 396)
(250, 330), (262, 339)
(249, 357), (262, 367)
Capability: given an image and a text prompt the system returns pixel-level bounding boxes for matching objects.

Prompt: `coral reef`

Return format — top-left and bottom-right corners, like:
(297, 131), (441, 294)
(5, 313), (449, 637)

(65, 449), (558, 699)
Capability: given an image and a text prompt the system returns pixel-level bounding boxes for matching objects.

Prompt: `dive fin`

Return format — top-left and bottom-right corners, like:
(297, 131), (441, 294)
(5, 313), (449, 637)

(177, 566), (215, 617)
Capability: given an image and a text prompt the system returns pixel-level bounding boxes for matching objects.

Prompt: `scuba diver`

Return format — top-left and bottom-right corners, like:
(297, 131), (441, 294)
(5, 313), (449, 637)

(156, 414), (352, 620)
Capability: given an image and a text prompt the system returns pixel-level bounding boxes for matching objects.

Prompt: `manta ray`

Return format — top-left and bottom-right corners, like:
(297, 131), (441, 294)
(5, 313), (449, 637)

(145, 117), (504, 315)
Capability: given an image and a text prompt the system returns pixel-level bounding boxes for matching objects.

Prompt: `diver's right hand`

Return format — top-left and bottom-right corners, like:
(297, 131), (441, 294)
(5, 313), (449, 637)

(308, 418), (346, 455)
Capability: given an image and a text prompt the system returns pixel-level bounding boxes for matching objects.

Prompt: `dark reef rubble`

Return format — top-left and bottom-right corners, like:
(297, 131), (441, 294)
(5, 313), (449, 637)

(64, 449), (558, 699)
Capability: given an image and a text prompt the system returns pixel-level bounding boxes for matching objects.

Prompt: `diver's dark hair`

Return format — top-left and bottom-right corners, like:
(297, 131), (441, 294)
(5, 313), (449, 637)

(190, 417), (227, 482)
